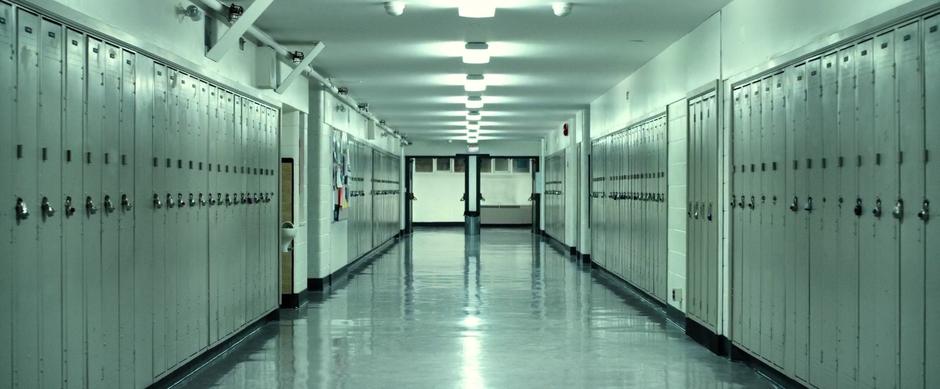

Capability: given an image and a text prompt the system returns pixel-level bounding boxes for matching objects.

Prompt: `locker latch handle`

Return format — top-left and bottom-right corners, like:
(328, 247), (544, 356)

(918, 200), (930, 222)
(789, 197), (799, 212)
(177, 193), (185, 208)
(748, 196), (755, 210)
(41, 197), (55, 217)
(854, 199), (863, 217)
(121, 194), (133, 211)
(188, 193), (195, 207)
(199, 193), (207, 207)
(208, 193), (216, 206)
(153, 194), (163, 209)
(166, 194), (175, 209)
(893, 199), (904, 220)
(240, 193), (247, 204)
(731, 195), (737, 209)
(707, 203), (713, 222)
(737, 196), (745, 209)
(86, 196), (98, 214)
(225, 194), (232, 206)
(103, 195), (115, 213)
(15, 198), (29, 220)
(803, 197), (813, 213)
(693, 203), (700, 219)
(65, 196), (76, 217)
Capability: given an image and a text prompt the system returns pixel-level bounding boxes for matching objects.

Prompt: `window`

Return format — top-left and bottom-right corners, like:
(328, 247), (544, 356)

(480, 157), (492, 173)
(415, 157), (433, 173)
(454, 157), (466, 173)
(513, 158), (530, 173)
(493, 158), (509, 172)
(436, 158), (452, 172)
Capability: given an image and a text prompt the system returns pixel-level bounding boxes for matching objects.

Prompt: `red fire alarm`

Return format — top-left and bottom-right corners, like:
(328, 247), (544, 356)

(563, 123), (569, 136)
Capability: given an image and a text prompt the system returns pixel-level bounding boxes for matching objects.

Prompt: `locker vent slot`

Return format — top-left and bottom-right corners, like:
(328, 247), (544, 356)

(882, 42), (889, 49)
(105, 153), (109, 164)
(42, 147), (47, 161)
(876, 153), (882, 165)
(931, 25), (938, 33)
(86, 152), (92, 164)
(903, 34), (911, 41)
(166, 158), (171, 168)
(838, 156), (844, 167)
(16, 144), (22, 159)
(807, 159), (813, 169)
(0, 17), (5, 24)
(861, 50), (868, 56)
(188, 160), (193, 170)
(153, 157), (157, 167)
(177, 159), (182, 169)
(793, 160), (798, 170)
(772, 162), (778, 171)
(121, 154), (126, 165)
(66, 150), (72, 162)
(71, 39), (77, 46)
(24, 26), (32, 34)
(822, 158), (827, 169)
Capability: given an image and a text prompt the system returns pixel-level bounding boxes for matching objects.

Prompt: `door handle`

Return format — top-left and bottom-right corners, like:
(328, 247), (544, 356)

(166, 193), (175, 208)
(199, 193), (207, 206)
(707, 203), (713, 222)
(15, 198), (29, 220)
(41, 197), (55, 217)
(225, 194), (232, 206)
(188, 193), (195, 207)
(121, 194), (133, 211)
(731, 195), (737, 209)
(86, 196), (98, 214)
(738, 195), (745, 209)
(65, 196), (76, 217)
(153, 194), (163, 209)
(748, 196), (756, 210)
(177, 193), (185, 208)
(854, 198), (863, 217)
(893, 199), (904, 220)
(789, 196), (799, 212)
(872, 198), (883, 218)
(103, 195), (115, 213)
(208, 193), (215, 206)
(918, 200), (929, 222)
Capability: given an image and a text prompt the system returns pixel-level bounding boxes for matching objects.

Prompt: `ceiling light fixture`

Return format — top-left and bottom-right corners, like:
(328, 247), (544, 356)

(468, 144), (480, 152)
(552, 2), (572, 17)
(467, 122), (481, 131)
(463, 42), (490, 64)
(467, 111), (482, 121)
(384, 1), (406, 16)
(466, 96), (484, 109)
(458, 2), (496, 18)
(464, 74), (486, 92)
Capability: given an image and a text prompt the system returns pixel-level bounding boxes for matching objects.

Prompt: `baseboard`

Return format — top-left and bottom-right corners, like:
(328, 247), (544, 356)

(728, 343), (810, 389)
(581, 253), (592, 263)
(685, 318), (728, 356)
(306, 236), (398, 293)
(481, 223), (532, 228)
(414, 222), (463, 227)
(568, 246), (577, 255)
(148, 309), (278, 388)
(541, 231), (574, 256)
(588, 262), (684, 330)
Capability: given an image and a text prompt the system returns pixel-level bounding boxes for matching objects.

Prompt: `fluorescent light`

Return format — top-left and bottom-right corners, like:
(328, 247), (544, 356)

(467, 122), (480, 131)
(468, 145), (480, 152)
(384, 1), (405, 16)
(552, 2), (572, 17)
(463, 42), (490, 64)
(467, 111), (482, 121)
(464, 74), (486, 92)
(466, 96), (484, 109)
(459, 2), (495, 18)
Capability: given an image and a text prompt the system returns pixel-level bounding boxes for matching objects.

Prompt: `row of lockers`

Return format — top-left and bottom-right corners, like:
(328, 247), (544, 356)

(543, 151), (566, 241)
(686, 91), (720, 330)
(0, 4), (280, 389)
(730, 13), (938, 389)
(372, 150), (402, 245)
(590, 115), (669, 302)
(346, 140), (374, 261)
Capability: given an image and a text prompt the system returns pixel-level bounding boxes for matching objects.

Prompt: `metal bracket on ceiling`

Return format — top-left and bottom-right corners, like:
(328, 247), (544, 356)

(205, 0), (275, 62)
(276, 42), (326, 94)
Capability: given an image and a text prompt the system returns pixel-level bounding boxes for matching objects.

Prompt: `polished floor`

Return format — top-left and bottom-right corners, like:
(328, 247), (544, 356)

(175, 228), (775, 388)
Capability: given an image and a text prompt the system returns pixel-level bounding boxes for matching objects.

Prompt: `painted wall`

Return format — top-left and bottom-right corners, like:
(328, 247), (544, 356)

(406, 139), (540, 157)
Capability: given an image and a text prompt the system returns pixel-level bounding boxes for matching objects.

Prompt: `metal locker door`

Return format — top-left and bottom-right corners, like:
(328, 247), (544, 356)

(10, 11), (41, 388)
(133, 55), (155, 388)
(0, 4), (13, 386)
(925, 14), (940, 389)
(784, 63), (810, 380)
(207, 85), (218, 342)
(164, 68), (181, 369)
(769, 74), (787, 363)
(35, 18), (63, 388)
(84, 35), (107, 387)
(836, 45), (860, 389)
(690, 97), (700, 318)
(860, 31), (901, 389)
(708, 94), (720, 327)
(731, 88), (744, 343)
(219, 90), (234, 337)
(61, 28), (86, 389)
(746, 81), (762, 351)
(117, 49), (136, 388)
(758, 76), (773, 358)
(195, 80), (209, 349)
(896, 21), (925, 389)
(151, 63), (169, 376)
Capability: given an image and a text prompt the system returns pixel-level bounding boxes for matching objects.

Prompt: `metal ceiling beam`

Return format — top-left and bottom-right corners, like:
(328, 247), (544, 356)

(276, 42), (325, 94)
(206, 0), (274, 62)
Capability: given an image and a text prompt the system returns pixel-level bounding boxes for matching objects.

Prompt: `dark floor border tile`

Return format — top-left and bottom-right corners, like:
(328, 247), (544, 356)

(307, 235), (399, 293)
(729, 344), (809, 389)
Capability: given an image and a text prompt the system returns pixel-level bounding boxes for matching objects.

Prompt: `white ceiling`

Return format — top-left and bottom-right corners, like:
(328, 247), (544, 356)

(255, 0), (729, 140)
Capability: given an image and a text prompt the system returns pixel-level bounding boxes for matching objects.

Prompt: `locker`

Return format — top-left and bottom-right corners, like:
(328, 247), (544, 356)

(745, 81), (760, 350)
(164, 68), (180, 371)
(152, 63), (169, 376)
(117, 49), (136, 388)
(896, 20), (926, 389)
(758, 76), (772, 358)
(785, 63), (810, 381)
(133, 55), (155, 388)
(0, 2), (13, 385)
(925, 14), (940, 389)
(690, 96), (702, 319)
(62, 27), (86, 389)
(37, 17), (63, 388)
(768, 73), (786, 365)
(859, 30), (900, 389)
(731, 87), (744, 344)
(11, 10), (41, 388)
(84, 35), (106, 387)
(194, 80), (209, 350)
(835, 45), (860, 389)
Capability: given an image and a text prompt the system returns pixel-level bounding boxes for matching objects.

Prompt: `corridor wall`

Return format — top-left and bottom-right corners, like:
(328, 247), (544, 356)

(543, 151), (566, 242)
(0, 2), (280, 388)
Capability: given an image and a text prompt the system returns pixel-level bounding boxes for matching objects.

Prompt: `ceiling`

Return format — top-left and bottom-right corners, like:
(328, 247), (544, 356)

(255, 0), (729, 141)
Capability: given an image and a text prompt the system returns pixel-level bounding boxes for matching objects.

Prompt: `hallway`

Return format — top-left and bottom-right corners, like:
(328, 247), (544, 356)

(176, 228), (773, 388)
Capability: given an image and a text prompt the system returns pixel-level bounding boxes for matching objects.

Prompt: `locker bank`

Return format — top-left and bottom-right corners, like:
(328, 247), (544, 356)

(0, 0), (936, 388)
